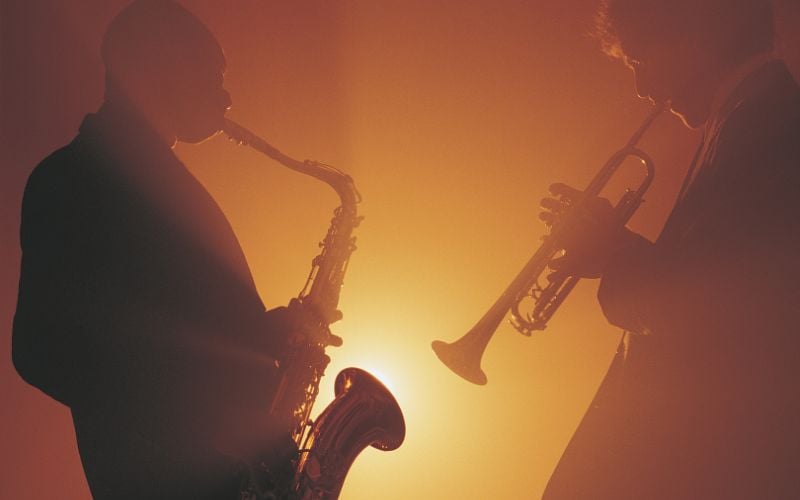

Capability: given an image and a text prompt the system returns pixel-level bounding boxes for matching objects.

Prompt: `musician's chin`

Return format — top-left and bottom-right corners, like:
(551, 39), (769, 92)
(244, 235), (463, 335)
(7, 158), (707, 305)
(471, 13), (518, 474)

(669, 104), (708, 130)
(177, 116), (226, 144)
(179, 129), (222, 144)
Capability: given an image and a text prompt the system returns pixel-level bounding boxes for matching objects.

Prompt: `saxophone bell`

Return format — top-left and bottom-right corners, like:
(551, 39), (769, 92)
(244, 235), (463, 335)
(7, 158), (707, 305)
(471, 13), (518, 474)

(295, 368), (405, 499)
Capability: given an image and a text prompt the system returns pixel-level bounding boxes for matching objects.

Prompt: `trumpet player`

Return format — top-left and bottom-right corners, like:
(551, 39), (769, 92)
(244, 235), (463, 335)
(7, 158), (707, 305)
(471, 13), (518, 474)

(542, 1), (800, 498)
(12, 1), (327, 498)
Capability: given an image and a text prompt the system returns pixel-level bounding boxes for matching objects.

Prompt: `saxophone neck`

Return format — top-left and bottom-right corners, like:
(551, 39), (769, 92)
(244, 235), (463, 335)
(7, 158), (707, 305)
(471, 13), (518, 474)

(223, 118), (361, 207)
(308, 161), (361, 210)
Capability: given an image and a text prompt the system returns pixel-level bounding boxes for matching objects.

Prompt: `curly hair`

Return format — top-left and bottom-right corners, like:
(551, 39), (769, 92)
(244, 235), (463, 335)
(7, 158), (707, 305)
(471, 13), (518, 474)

(594, 0), (774, 63)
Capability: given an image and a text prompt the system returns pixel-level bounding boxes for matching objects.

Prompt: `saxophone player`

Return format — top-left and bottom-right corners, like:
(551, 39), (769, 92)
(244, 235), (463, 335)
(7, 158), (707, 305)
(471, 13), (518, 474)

(12, 1), (326, 498)
(541, 1), (800, 498)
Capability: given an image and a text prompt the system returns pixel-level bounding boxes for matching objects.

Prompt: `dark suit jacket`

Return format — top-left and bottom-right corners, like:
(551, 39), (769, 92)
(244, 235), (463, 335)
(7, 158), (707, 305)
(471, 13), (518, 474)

(13, 102), (287, 499)
(545, 61), (800, 499)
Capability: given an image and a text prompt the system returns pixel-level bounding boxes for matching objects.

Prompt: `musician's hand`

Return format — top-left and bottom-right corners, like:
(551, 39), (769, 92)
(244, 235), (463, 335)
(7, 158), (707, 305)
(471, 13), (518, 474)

(539, 182), (633, 279)
(265, 302), (343, 355)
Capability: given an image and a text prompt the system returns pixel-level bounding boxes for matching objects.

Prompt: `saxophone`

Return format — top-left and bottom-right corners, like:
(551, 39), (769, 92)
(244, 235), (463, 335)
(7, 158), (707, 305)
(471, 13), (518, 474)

(224, 119), (405, 500)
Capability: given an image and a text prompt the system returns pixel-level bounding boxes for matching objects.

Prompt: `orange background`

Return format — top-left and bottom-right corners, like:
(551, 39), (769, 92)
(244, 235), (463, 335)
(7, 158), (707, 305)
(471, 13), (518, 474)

(2, 2), (799, 499)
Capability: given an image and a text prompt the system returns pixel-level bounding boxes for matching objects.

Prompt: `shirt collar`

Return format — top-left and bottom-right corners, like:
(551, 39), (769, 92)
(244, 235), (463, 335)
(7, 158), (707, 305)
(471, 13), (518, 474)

(705, 52), (776, 135)
(78, 100), (179, 172)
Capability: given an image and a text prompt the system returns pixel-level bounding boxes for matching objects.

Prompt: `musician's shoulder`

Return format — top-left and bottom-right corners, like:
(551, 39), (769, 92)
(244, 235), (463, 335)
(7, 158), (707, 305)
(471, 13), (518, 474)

(22, 137), (105, 219)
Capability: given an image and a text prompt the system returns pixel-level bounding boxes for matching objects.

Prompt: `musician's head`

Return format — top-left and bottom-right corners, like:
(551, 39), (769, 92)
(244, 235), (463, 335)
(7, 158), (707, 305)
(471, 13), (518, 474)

(102, 0), (231, 144)
(595, 0), (774, 128)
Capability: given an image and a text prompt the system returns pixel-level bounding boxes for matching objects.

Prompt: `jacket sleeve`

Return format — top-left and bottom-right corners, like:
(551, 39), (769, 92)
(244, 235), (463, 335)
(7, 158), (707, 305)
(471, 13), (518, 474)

(12, 157), (96, 405)
(597, 115), (800, 345)
(596, 234), (658, 335)
(12, 157), (283, 411)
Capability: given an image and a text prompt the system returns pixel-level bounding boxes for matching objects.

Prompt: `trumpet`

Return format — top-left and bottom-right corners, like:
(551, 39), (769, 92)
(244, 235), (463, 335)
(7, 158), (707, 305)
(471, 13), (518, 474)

(431, 104), (665, 385)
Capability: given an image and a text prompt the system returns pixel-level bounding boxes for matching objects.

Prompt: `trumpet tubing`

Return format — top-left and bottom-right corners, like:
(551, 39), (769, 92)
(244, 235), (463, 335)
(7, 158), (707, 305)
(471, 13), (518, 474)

(432, 104), (665, 385)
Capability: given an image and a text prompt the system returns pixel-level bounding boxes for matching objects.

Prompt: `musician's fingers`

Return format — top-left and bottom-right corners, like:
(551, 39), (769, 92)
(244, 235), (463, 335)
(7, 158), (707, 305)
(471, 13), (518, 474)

(548, 255), (566, 271)
(585, 196), (615, 216)
(548, 255), (578, 278)
(539, 210), (557, 226)
(546, 267), (569, 284)
(328, 333), (344, 347)
(548, 182), (583, 201)
(550, 251), (596, 279)
(540, 196), (568, 212)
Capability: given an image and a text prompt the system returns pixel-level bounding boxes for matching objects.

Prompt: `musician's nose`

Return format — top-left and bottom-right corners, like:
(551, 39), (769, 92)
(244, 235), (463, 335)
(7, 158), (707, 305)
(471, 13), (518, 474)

(631, 63), (669, 106)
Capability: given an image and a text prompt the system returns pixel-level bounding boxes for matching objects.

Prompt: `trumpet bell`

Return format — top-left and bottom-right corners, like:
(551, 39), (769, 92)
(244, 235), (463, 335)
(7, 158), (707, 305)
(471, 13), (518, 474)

(430, 104), (664, 386)
(431, 339), (488, 385)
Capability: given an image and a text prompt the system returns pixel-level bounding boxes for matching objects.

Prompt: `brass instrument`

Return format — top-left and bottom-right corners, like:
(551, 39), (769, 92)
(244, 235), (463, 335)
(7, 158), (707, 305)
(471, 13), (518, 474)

(431, 105), (665, 385)
(224, 119), (405, 499)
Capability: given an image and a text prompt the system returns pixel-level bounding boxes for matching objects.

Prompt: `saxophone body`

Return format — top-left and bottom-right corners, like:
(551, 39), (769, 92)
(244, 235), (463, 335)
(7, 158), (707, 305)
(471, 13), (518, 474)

(224, 119), (405, 500)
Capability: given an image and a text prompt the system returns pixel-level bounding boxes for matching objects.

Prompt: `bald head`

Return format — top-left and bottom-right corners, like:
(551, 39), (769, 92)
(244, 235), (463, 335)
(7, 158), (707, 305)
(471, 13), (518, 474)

(101, 0), (231, 144)
(103, 0), (225, 84)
